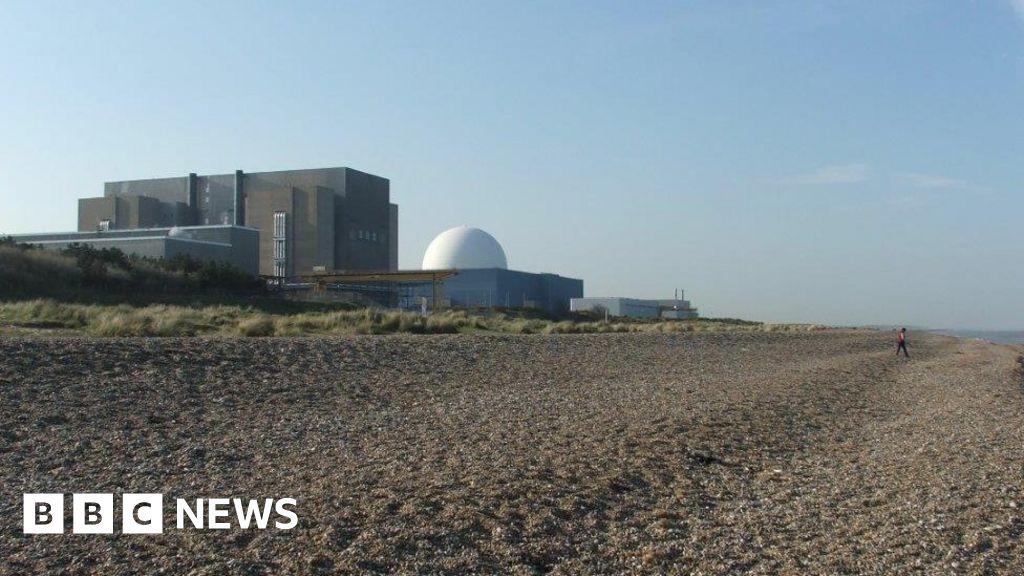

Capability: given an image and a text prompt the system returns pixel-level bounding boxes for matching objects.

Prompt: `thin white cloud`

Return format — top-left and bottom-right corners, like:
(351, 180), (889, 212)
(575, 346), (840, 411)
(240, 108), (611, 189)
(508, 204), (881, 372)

(898, 172), (970, 190)
(886, 193), (931, 210)
(897, 172), (989, 194)
(1013, 0), (1024, 20)
(791, 163), (871, 185)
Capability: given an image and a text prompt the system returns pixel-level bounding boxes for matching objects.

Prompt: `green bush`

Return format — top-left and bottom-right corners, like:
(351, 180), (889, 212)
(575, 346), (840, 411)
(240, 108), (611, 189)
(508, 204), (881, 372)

(0, 246), (83, 295)
(0, 241), (262, 299)
(238, 315), (276, 337)
(0, 299), (91, 328)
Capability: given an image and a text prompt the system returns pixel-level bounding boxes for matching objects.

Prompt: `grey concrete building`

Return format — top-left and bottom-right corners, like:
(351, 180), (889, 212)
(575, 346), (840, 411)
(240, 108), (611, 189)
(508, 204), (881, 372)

(12, 225), (260, 276)
(570, 294), (698, 319)
(76, 166), (397, 276)
(411, 268), (583, 313)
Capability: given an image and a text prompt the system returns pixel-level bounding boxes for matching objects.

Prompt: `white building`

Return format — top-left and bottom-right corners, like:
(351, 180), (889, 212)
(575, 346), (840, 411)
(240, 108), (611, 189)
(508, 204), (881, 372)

(570, 292), (698, 319)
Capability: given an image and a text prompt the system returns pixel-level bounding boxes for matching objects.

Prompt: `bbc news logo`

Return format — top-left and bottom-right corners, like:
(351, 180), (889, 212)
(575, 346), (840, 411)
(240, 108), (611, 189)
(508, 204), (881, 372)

(23, 494), (297, 534)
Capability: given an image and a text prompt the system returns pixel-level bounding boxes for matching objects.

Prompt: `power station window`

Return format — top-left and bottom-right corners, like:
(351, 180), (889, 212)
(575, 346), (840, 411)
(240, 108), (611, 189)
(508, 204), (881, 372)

(273, 211), (287, 238)
(98, 219), (111, 232)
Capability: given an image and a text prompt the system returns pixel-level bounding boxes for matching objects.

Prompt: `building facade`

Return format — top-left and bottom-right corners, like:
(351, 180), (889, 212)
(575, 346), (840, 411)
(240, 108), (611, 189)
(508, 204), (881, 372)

(570, 295), (698, 319)
(78, 167), (397, 276)
(411, 268), (583, 313)
(12, 225), (260, 276)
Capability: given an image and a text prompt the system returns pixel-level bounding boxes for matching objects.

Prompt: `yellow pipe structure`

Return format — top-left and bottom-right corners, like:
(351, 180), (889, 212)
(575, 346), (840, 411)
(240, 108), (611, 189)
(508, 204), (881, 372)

(294, 269), (458, 309)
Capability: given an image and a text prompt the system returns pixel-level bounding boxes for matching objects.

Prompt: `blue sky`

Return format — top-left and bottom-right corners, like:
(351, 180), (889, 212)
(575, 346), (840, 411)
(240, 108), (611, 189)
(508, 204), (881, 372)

(1, 1), (1022, 329)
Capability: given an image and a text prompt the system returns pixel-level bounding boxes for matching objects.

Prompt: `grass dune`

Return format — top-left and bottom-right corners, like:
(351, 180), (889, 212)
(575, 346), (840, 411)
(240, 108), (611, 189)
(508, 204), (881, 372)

(0, 298), (827, 337)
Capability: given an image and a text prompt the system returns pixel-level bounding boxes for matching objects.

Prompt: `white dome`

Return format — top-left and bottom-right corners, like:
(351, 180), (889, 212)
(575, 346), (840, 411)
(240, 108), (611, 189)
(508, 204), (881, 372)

(422, 226), (508, 270)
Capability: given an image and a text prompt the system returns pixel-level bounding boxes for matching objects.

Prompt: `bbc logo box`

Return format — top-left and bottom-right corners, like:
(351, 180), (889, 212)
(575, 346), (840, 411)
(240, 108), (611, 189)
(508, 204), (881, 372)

(23, 493), (163, 534)
(22, 494), (63, 534)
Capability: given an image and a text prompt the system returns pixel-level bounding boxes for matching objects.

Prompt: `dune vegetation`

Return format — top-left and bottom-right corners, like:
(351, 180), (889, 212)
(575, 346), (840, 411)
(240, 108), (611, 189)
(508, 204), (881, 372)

(0, 239), (261, 299)
(0, 237), (829, 337)
(0, 298), (827, 337)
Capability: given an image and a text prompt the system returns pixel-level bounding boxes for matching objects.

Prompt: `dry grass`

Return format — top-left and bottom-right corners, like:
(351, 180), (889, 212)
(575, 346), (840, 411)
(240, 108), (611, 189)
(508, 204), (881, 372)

(0, 299), (828, 337)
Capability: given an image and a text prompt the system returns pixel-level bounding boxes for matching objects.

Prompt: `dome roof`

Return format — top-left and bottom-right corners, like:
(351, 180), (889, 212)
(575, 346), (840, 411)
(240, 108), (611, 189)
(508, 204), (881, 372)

(422, 226), (508, 270)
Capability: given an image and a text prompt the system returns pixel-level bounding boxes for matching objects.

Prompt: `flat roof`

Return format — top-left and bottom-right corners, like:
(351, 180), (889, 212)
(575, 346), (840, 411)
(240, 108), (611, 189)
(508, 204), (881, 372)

(10, 224), (258, 238)
(16, 236), (232, 248)
(294, 269), (458, 283)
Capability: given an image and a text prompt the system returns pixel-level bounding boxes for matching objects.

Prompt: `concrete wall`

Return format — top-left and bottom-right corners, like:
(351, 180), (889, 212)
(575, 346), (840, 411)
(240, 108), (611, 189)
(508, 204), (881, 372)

(81, 193), (191, 231)
(163, 230), (259, 275)
(196, 173), (237, 226)
(92, 166), (394, 276)
(227, 227), (260, 276)
(12, 226), (260, 276)
(126, 196), (163, 228)
(570, 297), (697, 319)
(291, 186), (335, 274)
(233, 167), (392, 273)
(78, 197), (118, 231)
(336, 169), (390, 271)
(388, 203), (399, 271)
(105, 176), (190, 206)
(244, 183), (340, 276)
(169, 202), (192, 226)
(246, 187), (295, 276)
(539, 273), (585, 313)
(313, 187), (336, 271)
(570, 297), (662, 318)
(413, 268), (583, 313)
(19, 236), (171, 260)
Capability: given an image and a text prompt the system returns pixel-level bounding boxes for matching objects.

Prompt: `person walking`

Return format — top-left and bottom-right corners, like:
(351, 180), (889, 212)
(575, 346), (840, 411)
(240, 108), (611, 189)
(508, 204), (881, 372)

(896, 327), (909, 358)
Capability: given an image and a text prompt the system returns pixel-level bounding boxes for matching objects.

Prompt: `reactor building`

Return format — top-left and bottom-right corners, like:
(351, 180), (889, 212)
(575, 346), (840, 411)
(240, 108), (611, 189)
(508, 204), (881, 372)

(13, 167), (397, 277)
(413, 226), (583, 313)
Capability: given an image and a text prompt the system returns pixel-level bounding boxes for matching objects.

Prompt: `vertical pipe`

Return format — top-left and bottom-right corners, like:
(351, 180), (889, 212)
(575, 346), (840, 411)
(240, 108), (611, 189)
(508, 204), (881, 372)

(187, 173), (198, 225)
(234, 170), (245, 226)
(432, 275), (439, 311)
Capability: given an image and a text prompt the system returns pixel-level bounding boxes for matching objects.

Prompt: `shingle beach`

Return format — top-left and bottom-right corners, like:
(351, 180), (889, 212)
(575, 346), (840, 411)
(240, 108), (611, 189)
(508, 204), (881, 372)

(2, 331), (1022, 574)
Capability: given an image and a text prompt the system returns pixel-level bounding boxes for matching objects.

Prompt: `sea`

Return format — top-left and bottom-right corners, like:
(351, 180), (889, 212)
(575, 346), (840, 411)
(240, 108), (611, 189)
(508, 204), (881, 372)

(930, 330), (1024, 345)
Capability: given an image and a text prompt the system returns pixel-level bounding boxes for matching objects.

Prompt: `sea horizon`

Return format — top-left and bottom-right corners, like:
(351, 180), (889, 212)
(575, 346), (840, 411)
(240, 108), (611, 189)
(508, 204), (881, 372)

(929, 329), (1024, 345)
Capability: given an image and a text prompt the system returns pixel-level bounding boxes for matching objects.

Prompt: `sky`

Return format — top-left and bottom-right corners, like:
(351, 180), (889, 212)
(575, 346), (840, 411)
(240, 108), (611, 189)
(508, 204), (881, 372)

(0, 0), (1022, 329)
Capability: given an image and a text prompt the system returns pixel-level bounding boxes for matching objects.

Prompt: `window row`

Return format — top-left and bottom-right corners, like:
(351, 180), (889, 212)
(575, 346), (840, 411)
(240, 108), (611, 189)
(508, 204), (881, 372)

(350, 229), (383, 243)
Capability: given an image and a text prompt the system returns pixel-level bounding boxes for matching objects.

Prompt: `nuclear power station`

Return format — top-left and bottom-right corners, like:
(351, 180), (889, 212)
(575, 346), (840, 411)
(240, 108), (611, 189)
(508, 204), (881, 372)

(17, 167), (396, 277)
(10, 165), (695, 316)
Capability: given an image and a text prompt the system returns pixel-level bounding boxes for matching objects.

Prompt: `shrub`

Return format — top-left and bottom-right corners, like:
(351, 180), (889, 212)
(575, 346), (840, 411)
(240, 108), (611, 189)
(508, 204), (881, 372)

(0, 299), (91, 328)
(0, 246), (83, 294)
(88, 306), (153, 336)
(238, 315), (275, 337)
(0, 243), (262, 299)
